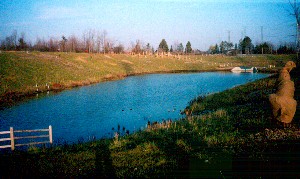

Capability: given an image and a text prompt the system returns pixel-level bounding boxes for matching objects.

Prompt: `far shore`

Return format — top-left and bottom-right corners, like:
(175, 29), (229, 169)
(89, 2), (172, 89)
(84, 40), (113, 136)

(0, 51), (293, 109)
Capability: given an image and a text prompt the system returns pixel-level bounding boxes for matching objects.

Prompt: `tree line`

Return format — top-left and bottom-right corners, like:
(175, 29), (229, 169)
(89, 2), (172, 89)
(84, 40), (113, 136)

(0, 30), (124, 54)
(0, 30), (196, 55)
(157, 39), (193, 54)
(0, 30), (295, 55)
(208, 36), (296, 55)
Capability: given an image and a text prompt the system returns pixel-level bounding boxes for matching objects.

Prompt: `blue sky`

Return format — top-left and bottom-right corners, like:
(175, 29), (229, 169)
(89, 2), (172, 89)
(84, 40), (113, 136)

(0, 0), (296, 50)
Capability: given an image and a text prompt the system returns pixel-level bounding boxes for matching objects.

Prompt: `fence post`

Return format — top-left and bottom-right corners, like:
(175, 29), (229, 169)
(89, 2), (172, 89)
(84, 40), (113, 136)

(49, 125), (53, 144)
(10, 127), (15, 150)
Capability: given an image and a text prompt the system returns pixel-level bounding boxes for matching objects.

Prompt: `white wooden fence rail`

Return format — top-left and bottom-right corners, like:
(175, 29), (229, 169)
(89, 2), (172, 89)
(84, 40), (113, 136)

(0, 125), (52, 150)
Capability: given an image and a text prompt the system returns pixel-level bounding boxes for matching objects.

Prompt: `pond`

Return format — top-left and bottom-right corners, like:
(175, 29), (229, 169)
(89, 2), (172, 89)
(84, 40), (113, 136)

(0, 72), (269, 144)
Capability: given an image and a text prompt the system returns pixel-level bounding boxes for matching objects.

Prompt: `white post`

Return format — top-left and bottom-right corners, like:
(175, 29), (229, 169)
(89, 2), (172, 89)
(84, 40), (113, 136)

(49, 125), (53, 144)
(10, 127), (15, 150)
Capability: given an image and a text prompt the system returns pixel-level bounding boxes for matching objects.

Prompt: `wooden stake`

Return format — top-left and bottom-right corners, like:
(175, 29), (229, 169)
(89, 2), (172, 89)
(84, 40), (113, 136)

(10, 127), (14, 151)
(49, 125), (53, 144)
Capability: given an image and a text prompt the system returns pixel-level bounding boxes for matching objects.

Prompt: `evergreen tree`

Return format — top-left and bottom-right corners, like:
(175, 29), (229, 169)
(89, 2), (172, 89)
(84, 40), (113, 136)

(277, 44), (295, 54)
(18, 37), (27, 50)
(185, 41), (192, 53)
(239, 36), (253, 54)
(158, 39), (169, 52)
(215, 44), (219, 54)
(254, 42), (273, 54)
(177, 43), (184, 53)
(220, 41), (226, 54)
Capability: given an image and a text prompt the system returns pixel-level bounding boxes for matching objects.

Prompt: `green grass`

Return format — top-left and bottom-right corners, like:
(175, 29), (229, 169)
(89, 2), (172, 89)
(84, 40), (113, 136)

(0, 51), (295, 107)
(0, 52), (299, 178)
(1, 73), (299, 178)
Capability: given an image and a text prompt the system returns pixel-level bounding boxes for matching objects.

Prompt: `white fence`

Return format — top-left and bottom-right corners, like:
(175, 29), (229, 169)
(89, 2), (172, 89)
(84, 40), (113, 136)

(0, 125), (52, 150)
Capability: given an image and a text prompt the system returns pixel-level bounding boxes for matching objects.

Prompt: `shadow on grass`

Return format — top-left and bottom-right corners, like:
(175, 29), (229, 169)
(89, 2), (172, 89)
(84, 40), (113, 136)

(232, 140), (300, 178)
(95, 141), (116, 178)
(0, 150), (41, 177)
(0, 140), (117, 178)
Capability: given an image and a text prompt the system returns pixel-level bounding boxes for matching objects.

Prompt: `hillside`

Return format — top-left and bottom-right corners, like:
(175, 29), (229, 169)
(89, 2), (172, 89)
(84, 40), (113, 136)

(0, 51), (295, 108)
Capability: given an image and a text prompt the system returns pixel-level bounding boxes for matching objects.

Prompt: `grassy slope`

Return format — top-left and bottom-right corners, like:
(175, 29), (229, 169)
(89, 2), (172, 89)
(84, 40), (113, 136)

(0, 52), (299, 178)
(2, 73), (299, 178)
(0, 51), (294, 106)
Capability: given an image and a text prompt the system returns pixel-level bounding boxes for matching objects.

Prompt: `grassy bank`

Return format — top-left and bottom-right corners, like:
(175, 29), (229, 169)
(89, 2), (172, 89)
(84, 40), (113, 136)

(0, 51), (294, 108)
(0, 53), (299, 178)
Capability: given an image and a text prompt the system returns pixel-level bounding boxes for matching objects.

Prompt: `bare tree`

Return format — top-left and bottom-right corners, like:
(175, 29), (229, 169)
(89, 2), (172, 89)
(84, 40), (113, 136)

(89, 29), (95, 53)
(11, 30), (17, 50)
(82, 29), (95, 53)
(288, 0), (300, 55)
(48, 37), (59, 52)
(95, 31), (102, 53)
(131, 40), (143, 54)
(103, 30), (107, 54)
(144, 43), (152, 55)
(60, 36), (68, 52)
(105, 39), (115, 53)
(5, 36), (14, 50)
(34, 37), (48, 51)
(88, 30), (95, 53)
(68, 35), (79, 52)
(172, 41), (180, 54)
(2, 30), (18, 50)
(0, 40), (5, 50)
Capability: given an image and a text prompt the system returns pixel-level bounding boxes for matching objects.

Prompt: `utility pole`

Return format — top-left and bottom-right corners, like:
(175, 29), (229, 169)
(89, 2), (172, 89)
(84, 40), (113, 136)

(261, 26), (263, 42)
(103, 30), (107, 54)
(228, 30), (231, 43)
(261, 26), (264, 54)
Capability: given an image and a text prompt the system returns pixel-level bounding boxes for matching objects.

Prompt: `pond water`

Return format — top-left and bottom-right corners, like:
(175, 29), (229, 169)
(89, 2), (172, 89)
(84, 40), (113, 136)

(0, 72), (269, 144)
